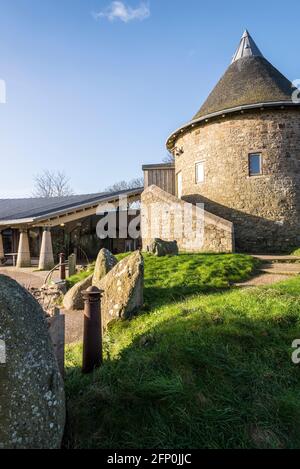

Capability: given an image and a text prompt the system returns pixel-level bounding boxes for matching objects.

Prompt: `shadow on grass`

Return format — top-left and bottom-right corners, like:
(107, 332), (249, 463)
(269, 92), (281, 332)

(64, 290), (300, 449)
(143, 285), (230, 309)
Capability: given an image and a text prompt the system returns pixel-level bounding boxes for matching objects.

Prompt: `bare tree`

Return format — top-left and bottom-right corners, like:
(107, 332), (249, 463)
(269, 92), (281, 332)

(104, 177), (144, 193)
(33, 170), (74, 198)
(163, 152), (175, 164)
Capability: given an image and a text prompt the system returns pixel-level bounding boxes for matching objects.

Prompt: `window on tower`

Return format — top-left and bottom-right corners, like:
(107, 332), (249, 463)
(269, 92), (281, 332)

(249, 153), (262, 176)
(195, 161), (205, 184)
(176, 171), (182, 198)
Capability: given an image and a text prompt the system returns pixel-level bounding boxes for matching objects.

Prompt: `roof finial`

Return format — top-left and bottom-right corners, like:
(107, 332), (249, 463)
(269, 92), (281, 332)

(231, 30), (264, 63)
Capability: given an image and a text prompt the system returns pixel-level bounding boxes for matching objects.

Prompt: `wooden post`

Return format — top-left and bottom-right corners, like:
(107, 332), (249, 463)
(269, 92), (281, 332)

(82, 286), (103, 374)
(59, 253), (66, 280)
(0, 231), (4, 260)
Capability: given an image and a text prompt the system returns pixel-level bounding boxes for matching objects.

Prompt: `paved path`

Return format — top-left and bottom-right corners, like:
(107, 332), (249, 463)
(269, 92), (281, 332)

(0, 266), (61, 288)
(252, 254), (300, 263)
(236, 255), (300, 287)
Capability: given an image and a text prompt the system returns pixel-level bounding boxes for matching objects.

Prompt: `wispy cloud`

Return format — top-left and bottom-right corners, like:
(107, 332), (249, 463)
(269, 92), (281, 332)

(93, 1), (150, 23)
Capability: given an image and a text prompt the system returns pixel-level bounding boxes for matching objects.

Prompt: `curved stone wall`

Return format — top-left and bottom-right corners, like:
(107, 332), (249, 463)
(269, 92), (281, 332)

(174, 109), (300, 252)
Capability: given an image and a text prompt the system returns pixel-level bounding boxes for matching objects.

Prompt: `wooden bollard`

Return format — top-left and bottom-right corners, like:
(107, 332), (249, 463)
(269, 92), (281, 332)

(82, 286), (103, 374)
(59, 253), (66, 281)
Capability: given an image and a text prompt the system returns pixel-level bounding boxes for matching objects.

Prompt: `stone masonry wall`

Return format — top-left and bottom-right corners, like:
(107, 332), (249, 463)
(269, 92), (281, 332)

(175, 109), (300, 252)
(141, 185), (234, 253)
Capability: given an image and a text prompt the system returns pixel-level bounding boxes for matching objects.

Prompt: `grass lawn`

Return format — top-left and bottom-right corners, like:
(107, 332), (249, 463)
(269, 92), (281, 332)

(64, 253), (300, 449)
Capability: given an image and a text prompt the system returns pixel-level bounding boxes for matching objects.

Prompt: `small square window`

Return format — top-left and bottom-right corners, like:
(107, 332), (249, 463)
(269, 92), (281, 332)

(195, 161), (205, 183)
(249, 153), (262, 176)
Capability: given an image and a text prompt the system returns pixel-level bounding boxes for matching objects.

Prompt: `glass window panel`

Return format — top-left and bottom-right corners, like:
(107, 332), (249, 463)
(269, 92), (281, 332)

(249, 154), (262, 176)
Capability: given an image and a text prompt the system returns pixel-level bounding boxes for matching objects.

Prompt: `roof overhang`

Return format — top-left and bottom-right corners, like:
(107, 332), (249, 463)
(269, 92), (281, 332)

(142, 163), (175, 170)
(166, 101), (300, 151)
(0, 187), (143, 228)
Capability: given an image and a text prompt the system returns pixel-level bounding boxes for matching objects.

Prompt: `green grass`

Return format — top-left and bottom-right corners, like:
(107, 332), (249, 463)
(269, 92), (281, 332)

(66, 266), (94, 290)
(64, 254), (300, 449)
(142, 253), (259, 307)
(67, 252), (259, 300)
(291, 248), (300, 257)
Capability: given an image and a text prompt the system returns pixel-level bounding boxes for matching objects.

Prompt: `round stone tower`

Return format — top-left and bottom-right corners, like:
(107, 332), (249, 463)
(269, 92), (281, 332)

(167, 31), (300, 253)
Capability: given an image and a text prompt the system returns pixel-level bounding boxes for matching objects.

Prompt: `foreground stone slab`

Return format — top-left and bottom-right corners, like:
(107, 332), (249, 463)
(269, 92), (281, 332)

(63, 274), (93, 311)
(98, 251), (144, 329)
(149, 238), (179, 257)
(0, 275), (65, 449)
(92, 248), (118, 288)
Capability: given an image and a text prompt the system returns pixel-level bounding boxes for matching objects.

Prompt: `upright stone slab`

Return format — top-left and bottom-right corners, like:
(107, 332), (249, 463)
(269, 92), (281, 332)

(0, 275), (65, 449)
(63, 274), (93, 311)
(92, 248), (118, 288)
(98, 251), (144, 329)
(48, 310), (65, 378)
(68, 254), (77, 277)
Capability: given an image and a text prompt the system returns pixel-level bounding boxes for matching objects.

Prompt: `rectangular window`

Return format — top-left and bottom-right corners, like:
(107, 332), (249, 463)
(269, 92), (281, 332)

(249, 153), (262, 176)
(176, 171), (182, 198)
(195, 161), (205, 184)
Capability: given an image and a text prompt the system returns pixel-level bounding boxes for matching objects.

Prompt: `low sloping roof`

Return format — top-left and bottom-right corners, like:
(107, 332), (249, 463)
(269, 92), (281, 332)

(0, 188), (143, 224)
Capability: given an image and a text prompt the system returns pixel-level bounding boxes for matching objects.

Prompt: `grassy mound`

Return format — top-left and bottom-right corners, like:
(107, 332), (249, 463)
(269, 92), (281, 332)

(63, 254), (300, 449)
(67, 252), (258, 296)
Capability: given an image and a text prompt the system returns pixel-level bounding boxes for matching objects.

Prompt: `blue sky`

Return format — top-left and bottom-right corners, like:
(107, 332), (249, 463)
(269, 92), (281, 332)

(0, 0), (299, 197)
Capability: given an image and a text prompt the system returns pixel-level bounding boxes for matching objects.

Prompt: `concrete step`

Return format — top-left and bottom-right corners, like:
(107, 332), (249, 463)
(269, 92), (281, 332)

(252, 254), (300, 264)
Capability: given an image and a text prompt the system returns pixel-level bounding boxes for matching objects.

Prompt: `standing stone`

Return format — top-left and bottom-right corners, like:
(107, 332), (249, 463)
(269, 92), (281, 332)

(92, 248), (118, 288)
(149, 238), (179, 257)
(68, 254), (77, 277)
(0, 275), (65, 449)
(63, 274), (93, 311)
(98, 251), (144, 329)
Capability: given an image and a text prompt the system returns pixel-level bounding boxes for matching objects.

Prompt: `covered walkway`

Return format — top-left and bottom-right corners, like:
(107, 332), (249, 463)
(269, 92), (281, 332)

(0, 188), (142, 270)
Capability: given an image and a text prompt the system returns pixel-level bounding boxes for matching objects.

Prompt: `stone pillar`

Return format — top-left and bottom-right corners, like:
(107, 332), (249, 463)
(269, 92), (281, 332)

(39, 228), (55, 271)
(0, 231), (4, 259)
(16, 229), (31, 268)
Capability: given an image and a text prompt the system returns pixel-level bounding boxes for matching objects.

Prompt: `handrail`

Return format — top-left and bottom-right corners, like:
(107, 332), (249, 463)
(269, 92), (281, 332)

(44, 262), (68, 285)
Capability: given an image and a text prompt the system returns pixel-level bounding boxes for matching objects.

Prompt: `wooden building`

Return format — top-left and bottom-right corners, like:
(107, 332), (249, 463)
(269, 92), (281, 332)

(142, 163), (175, 195)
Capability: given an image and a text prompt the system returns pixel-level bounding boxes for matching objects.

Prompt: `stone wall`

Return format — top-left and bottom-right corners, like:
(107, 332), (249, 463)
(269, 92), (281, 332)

(174, 109), (300, 252)
(141, 185), (234, 253)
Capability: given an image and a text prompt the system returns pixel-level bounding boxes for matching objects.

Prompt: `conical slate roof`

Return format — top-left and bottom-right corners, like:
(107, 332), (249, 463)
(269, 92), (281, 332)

(193, 31), (294, 120)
